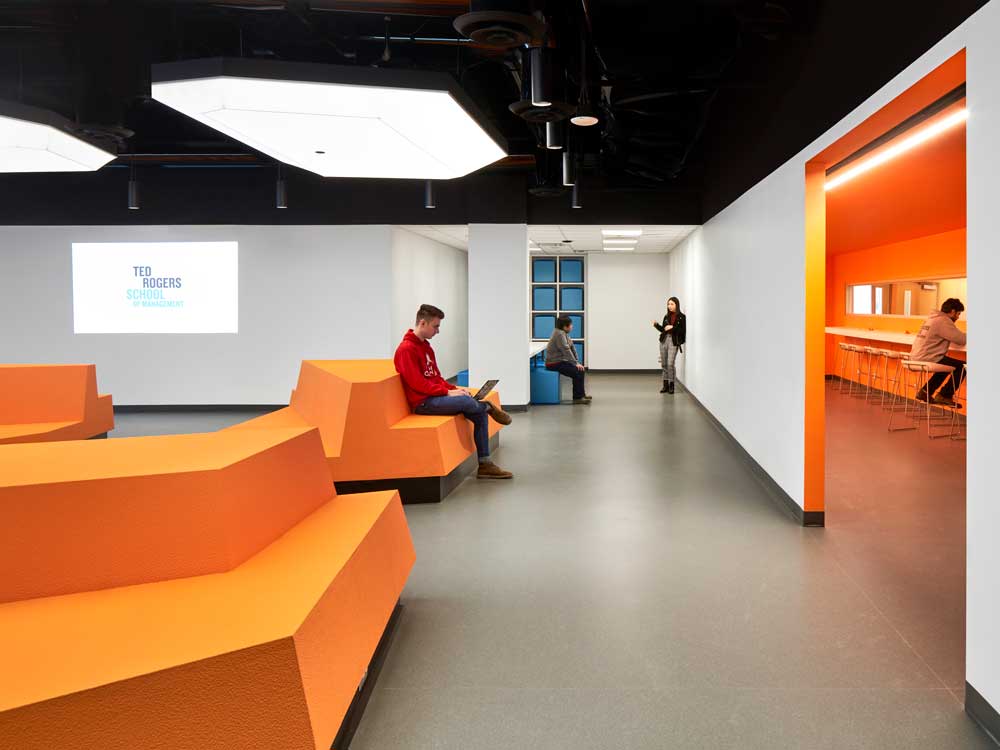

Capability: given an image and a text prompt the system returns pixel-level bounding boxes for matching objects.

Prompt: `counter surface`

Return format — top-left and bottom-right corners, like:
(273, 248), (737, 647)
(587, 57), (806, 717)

(825, 326), (966, 352)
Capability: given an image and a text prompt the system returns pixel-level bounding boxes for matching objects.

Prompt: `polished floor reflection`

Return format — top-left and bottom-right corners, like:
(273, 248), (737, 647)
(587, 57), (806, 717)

(118, 375), (991, 750)
(825, 379), (967, 692)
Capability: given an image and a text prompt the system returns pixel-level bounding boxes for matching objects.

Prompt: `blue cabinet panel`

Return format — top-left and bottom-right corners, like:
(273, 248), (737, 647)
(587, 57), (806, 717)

(532, 314), (556, 339)
(532, 258), (557, 283)
(560, 257), (584, 283)
(533, 286), (557, 311)
(560, 286), (584, 311)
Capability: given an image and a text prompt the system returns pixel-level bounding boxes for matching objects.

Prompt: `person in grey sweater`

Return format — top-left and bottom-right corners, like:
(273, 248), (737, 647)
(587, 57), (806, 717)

(545, 316), (591, 404)
(910, 297), (967, 407)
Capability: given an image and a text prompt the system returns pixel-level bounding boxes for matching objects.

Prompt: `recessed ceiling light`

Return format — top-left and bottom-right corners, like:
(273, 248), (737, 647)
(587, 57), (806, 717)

(603, 246), (635, 252)
(0, 98), (116, 173)
(603, 239), (638, 245)
(602, 228), (642, 237)
(152, 58), (507, 180)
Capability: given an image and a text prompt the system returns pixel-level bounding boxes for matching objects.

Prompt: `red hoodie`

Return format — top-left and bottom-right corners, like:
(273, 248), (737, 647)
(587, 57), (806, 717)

(394, 330), (451, 408)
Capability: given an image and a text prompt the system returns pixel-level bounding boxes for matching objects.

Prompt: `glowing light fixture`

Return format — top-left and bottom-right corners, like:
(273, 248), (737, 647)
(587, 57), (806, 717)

(603, 239), (638, 245)
(602, 228), (642, 237)
(0, 98), (115, 173)
(825, 107), (967, 191)
(152, 58), (507, 180)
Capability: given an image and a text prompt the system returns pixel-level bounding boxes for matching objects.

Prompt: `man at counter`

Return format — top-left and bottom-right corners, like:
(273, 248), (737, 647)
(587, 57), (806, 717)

(911, 297), (966, 408)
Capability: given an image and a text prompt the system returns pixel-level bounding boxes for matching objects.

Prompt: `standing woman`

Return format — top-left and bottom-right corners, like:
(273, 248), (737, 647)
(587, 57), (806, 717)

(652, 297), (686, 394)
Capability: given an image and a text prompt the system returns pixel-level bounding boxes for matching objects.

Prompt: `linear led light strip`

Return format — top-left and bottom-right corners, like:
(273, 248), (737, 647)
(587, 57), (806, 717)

(824, 108), (968, 191)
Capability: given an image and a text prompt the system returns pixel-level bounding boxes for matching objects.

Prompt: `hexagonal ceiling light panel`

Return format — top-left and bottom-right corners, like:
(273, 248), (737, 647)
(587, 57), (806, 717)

(152, 58), (508, 180)
(0, 99), (116, 173)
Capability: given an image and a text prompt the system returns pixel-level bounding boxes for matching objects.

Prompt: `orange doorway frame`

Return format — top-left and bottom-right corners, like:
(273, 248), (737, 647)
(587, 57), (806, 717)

(803, 50), (967, 522)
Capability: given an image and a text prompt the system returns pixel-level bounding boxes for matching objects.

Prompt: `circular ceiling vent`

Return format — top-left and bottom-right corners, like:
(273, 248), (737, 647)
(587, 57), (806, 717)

(509, 99), (574, 123)
(453, 11), (545, 49)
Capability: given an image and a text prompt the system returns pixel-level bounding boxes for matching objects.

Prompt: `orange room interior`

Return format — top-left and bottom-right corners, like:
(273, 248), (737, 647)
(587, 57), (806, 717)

(803, 50), (967, 514)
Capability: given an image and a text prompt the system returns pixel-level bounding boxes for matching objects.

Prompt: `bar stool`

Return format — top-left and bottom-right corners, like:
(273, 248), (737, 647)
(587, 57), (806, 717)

(951, 363), (968, 441)
(891, 360), (956, 438)
(838, 343), (864, 395)
(862, 346), (884, 402)
(880, 350), (909, 410)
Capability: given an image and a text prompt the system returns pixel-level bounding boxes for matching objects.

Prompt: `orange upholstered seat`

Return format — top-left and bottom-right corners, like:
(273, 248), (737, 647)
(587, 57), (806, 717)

(0, 364), (114, 444)
(0, 424), (415, 750)
(0, 428), (335, 603)
(232, 359), (503, 481)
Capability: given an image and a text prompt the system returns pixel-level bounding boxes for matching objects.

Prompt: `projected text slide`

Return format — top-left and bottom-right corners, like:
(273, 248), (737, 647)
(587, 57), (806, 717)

(72, 241), (238, 334)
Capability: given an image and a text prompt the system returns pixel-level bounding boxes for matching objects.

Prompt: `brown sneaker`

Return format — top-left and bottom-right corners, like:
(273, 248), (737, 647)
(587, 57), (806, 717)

(485, 401), (513, 425)
(477, 461), (513, 479)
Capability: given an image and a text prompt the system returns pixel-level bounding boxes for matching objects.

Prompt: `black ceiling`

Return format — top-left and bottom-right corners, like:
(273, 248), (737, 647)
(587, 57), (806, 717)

(0, 0), (988, 225)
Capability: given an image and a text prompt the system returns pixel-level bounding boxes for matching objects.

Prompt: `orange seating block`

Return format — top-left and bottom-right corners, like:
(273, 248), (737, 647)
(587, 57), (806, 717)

(0, 364), (114, 444)
(0, 427), (334, 603)
(0, 422), (415, 750)
(231, 359), (503, 481)
(0, 489), (414, 750)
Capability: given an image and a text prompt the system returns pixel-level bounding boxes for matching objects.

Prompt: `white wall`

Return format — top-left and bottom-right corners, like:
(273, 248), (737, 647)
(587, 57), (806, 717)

(390, 227), (468, 380)
(965, 4), (1000, 718)
(666, 160), (807, 501)
(665, 1), (1000, 717)
(468, 224), (530, 406)
(0, 224), (394, 404)
(588, 253), (671, 370)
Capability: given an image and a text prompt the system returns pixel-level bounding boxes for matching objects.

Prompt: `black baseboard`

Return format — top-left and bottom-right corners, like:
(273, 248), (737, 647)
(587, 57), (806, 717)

(681, 381), (825, 528)
(331, 602), (403, 750)
(967, 682), (1000, 747)
(114, 404), (284, 413)
(89, 432), (108, 439)
(504, 404), (529, 413)
(588, 369), (661, 374)
(336, 434), (500, 504)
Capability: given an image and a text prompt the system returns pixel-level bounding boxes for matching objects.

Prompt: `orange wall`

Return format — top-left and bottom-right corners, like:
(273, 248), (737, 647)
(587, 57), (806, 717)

(825, 228), (967, 374)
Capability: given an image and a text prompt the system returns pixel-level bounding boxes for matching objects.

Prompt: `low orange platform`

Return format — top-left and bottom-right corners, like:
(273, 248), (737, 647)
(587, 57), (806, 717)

(0, 364), (114, 444)
(0, 489), (414, 750)
(231, 360), (504, 500)
(0, 428), (334, 603)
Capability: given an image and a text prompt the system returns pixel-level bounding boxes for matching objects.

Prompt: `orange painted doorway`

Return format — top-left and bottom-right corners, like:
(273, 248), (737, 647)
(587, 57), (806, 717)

(803, 49), (967, 520)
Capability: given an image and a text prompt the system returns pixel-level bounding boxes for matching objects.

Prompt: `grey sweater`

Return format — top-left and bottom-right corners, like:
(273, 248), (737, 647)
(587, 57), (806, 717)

(910, 310), (966, 362)
(545, 329), (578, 365)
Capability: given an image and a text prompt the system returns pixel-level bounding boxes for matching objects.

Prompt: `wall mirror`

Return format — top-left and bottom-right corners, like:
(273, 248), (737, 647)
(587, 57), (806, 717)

(846, 277), (967, 318)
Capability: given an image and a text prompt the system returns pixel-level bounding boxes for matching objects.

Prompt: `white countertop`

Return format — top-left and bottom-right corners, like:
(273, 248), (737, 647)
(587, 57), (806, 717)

(825, 326), (966, 352)
(529, 341), (547, 357)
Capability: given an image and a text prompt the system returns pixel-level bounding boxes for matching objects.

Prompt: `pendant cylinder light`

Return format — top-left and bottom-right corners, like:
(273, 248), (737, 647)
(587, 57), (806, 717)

(571, 182), (582, 209)
(545, 121), (563, 150)
(276, 168), (288, 209)
(562, 151), (576, 187)
(127, 178), (140, 210)
(530, 47), (551, 107)
(424, 179), (436, 209)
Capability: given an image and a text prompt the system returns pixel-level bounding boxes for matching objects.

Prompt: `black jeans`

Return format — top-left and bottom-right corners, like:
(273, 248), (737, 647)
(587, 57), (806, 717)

(547, 362), (586, 399)
(926, 355), (966, 398)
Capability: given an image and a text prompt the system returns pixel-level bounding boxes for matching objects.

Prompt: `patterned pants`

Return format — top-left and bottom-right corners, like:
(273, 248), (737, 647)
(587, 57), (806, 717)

(659, 339), (680, 383)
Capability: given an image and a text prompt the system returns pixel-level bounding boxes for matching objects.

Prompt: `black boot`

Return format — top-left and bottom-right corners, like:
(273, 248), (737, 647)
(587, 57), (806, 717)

(667, 381), (675, 394)
(660, 380), (669, 393)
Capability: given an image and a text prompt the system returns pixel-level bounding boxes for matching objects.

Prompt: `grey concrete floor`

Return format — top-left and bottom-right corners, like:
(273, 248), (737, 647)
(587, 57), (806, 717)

(113, 375), (993, 750)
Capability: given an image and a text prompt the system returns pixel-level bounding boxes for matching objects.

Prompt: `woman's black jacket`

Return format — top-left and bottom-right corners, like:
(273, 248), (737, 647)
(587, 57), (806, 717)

(654, 312), (687, 348)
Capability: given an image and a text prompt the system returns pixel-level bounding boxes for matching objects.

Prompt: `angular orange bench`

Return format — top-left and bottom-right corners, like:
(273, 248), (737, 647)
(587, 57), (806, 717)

(0, 428), (415, 750)
(0, 364), (114, 444)
(230, 359), (504, 503)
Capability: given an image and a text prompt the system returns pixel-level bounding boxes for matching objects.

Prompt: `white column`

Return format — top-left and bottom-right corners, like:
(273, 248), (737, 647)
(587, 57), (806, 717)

(467, 223), (530, 407)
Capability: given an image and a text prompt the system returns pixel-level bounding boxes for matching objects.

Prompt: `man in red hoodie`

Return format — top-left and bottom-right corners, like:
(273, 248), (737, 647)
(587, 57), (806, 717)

(394, 303), (513, 479)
